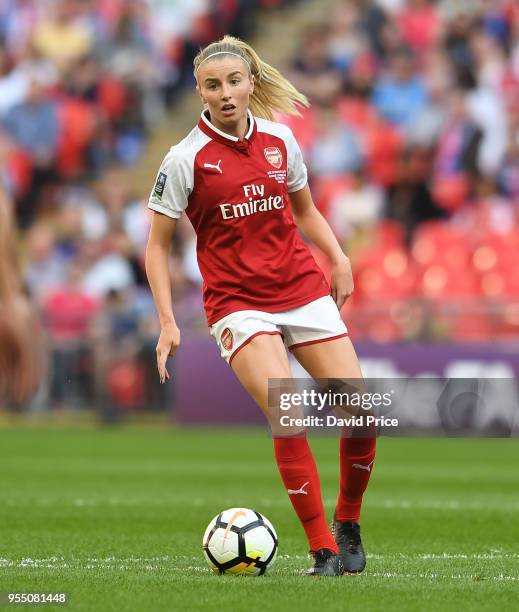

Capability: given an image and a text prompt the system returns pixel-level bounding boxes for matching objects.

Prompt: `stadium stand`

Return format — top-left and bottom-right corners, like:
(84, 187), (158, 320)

(2, 0), (518, 410)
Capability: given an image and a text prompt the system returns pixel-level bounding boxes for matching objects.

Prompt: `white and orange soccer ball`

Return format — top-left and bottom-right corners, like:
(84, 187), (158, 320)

(202, 507), (278, 576)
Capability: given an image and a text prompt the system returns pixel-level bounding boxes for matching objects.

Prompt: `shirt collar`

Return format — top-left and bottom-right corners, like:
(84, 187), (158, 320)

(198, 109), (256, 147)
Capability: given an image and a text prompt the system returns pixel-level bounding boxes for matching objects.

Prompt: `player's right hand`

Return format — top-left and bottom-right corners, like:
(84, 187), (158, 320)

(156, 324), (181, 384)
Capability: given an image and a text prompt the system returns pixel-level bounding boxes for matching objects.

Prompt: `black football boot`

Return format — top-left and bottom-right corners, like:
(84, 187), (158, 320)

(305, 548), (344, 576)
(331, 515), (366, 573)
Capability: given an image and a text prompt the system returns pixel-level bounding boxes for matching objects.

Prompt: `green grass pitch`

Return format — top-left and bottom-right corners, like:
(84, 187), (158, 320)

(0, 428), (518, 611)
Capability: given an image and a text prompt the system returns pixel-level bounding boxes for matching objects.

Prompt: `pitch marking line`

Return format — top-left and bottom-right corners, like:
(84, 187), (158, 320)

(4, 498), (519, 512)
(1, 552), (519, 571)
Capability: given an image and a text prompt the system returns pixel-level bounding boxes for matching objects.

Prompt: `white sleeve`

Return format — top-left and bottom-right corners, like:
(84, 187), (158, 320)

(285, 128), (308, 193)
(148, 147), (192, 219)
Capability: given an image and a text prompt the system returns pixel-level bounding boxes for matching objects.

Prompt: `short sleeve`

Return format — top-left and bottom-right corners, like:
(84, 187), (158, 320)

(285, 128), (308, 193)
(148, 147), (191, 219)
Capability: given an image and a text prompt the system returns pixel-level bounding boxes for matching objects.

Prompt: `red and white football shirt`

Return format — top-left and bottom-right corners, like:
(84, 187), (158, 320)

(148, 109), (330, 326)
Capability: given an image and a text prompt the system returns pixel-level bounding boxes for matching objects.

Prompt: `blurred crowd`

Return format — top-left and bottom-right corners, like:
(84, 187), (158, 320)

(0, 0), (274, 228)
(2, 0), (519, 411)
(0, 0), (283, 411)
(282, 0), (519, 343)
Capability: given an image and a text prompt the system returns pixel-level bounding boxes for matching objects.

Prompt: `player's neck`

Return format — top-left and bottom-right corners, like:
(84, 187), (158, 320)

(209, 112), (249, 141)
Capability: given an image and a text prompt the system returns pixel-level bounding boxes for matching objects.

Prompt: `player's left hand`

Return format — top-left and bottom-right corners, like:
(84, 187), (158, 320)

(156, 324), (181, 384)
(330, 256), (354, 310)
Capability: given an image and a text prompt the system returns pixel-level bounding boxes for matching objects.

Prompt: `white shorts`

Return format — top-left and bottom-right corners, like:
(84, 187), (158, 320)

(210, 295), (348, 364)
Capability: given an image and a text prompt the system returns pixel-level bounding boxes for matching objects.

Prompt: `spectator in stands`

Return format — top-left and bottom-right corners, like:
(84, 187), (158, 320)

(42, 261), (99, 410)
(372, 47), (428, 133)
(24, 223), (67, 304)
(498, 105), (519, 199)
(289, 24), (343, 106)
(87, 166), (149, 253)
(434, 88), (482, 178)
(408, 48), (452, 147)
(327, 3), (369, 74)
(308, 104), (363, 177)
(470, 26), (508, 90)
(55, 166), (147, 259)
(375, 0), (405, 15)
(0, 48), (29, 118)
(32, 0), (92, 74)
(104, 7), (154, 84)
(396, 0), (441, 56)
(3, 73), (58, 162)
(385, 149), (445, 240)
(0, 0), (42, 57)
(328, 168), (384, 244)
(444, 12), (473, 70)
(353, 0), (387, 57)
(3, 72), (59, 226)
(81, 229), (136, 299)
(462, 67), (507, 176)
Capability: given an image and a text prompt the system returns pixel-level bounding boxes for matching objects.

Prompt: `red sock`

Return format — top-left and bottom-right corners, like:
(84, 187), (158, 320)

(274, 436), (338, 554)
(336, 435), (376, 523)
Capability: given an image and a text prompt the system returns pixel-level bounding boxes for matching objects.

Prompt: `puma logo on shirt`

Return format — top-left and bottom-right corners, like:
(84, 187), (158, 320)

(204, 160), (223, 174)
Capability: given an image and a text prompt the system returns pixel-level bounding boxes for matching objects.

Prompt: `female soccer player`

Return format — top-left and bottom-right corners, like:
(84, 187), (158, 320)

(0, 187), (41, 405)
(145, 36), (376, 576)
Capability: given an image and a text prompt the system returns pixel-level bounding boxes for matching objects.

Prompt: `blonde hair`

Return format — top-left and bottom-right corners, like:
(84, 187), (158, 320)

(194, 35), (309, 121)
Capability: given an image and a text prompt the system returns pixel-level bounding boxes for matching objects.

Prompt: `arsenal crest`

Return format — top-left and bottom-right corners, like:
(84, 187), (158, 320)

(264, 147), (283, 169)
(221, 328), (234, 351)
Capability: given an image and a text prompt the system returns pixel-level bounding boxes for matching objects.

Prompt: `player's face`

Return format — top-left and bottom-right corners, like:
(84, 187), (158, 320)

(197, 57), (254, 136)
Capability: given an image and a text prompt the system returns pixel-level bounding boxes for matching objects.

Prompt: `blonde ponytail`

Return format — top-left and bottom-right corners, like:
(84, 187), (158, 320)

(194, 35), (309, 121)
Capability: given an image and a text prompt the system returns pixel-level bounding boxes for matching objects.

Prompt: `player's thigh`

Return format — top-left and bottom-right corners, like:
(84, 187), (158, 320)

(230, 332), (292, 416)
(293, 337), (366, 420)
(291, 335), (363, 379)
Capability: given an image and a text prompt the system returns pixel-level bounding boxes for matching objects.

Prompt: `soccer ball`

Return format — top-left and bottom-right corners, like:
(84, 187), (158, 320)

(202, 507), (278, 576)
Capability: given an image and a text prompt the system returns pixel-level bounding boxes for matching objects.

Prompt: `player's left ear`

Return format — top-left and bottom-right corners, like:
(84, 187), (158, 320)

(249, 74), (255, 96)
